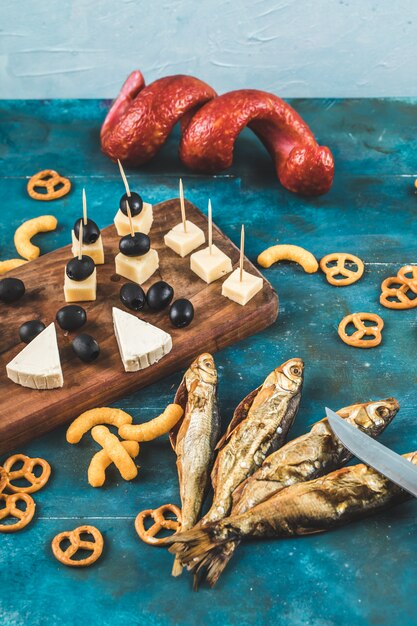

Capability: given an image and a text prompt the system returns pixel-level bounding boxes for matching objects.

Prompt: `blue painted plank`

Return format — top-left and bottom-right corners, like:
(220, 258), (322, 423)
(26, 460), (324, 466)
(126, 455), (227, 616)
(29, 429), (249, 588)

(1, 99), (417, 626)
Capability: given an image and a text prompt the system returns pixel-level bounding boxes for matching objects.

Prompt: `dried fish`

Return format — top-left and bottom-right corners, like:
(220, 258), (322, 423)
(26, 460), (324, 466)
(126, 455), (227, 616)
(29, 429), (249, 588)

(201, 358), (304, 524)
(210, 398), (399, 583)
(232, 398), (399, 515)
(169, 352), (220, 575)
(170, 450), (417, 587)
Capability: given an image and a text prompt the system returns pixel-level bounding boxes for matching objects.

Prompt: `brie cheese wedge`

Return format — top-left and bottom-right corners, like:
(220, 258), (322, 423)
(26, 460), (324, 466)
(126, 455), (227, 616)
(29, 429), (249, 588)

(112, 307), (172, 372)
(6, 323), (64, 390)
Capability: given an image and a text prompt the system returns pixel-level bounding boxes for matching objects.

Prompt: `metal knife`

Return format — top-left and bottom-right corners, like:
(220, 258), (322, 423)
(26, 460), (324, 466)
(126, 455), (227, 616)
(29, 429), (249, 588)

(325, 406), (417, 498)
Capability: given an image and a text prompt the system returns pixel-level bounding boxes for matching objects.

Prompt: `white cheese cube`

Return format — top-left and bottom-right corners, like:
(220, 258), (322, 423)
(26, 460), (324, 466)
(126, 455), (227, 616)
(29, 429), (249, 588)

(114, 202), (153, 236)
(64, 268), (97, 302)
(115, 248), (159, 285)
(6, 323), (63, 390)
(112, 307), (172, 372)
(71, 231), (104, 265)
(221, 268), (263, 306)
(190, 244), (232, 284)
(164, 220), (205, 257)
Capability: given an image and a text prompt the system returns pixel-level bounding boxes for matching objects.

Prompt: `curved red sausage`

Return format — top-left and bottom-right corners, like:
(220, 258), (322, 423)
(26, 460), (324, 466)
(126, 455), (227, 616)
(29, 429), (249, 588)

(179, 89), (334, 196)
(101, 71), (217, 166)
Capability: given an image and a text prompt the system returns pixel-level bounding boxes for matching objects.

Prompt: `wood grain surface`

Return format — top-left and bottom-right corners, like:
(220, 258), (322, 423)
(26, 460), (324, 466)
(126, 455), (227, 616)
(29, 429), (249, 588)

(0, 198), (278, 453)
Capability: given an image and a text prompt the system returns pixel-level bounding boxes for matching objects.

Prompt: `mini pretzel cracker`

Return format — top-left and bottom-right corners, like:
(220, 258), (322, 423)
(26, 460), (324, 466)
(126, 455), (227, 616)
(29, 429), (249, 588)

(14, 215), (58, 261)
(397, 265), (417, 289)
(88, 440), (139, 488)
(3, 453), (51, 494)
(0, 259), (28, 275)
(91, 426), (138, 481)
(380, 276), (417, 310)
(320, 253), (364, 286)
(52, 525), (103, 567)
(27, 169), (71, 201)
(257, 244), (318, 273)
(119, 404), (184, 442)
(0, 492), (35, 533)
(338, 312), (384, 349)
(135, 504), (182, 546)
(66, 407), (133, 444)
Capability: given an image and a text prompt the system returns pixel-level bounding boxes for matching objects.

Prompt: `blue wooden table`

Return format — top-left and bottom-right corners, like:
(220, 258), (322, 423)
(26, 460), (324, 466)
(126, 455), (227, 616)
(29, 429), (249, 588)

(1, 99), (417, 626)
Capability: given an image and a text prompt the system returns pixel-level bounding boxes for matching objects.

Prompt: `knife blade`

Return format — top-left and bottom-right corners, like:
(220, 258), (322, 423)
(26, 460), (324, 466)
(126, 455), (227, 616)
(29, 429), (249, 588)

(325, 406), (417, 498)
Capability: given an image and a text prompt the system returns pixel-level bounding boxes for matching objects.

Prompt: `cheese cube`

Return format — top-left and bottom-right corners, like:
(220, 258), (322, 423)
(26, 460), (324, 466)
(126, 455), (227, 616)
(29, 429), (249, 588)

(114, 202), (153, 236)
(71, 231), (104, 265)
(164, 220), (205, 257)
(115, 248), (159, 285)
(64, 268), (97, 302)
(221, 268), (263, 306)
(190, 244), (232, 284)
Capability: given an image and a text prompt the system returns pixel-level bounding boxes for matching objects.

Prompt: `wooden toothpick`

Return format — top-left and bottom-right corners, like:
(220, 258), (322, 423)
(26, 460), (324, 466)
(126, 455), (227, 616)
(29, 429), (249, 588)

(179, 178), (187, 233)
(208, 199), (213, 255)
(118, 159), (131, 197)
(78, 220), (83, 260)
(239, 224), (245, 282)
(82, 188), (87, 225)
(125, 197), (135, 238)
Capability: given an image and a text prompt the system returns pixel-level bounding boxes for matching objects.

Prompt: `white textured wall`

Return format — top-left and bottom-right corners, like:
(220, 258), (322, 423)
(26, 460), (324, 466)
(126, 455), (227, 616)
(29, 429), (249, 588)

(1, 0), (416, 98)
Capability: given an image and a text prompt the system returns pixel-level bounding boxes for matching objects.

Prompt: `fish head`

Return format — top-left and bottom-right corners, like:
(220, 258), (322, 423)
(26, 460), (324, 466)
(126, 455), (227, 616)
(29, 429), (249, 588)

(340, 397), (399, 433)
(190, 352), (218, 385)
(270, 358), (304, 394)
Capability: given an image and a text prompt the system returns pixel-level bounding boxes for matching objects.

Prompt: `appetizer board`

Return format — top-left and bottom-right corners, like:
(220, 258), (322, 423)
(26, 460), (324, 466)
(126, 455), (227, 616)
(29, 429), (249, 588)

(0, 198), (278, 454)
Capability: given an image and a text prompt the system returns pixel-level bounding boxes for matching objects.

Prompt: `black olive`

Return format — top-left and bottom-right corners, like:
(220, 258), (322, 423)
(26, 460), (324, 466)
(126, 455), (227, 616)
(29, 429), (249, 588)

(56, 305), (87, 331)
(120, 283), (146, 311)
(146, 281), (174, 311)
(72, 333), (100, 363)
(19, 320), (46, 343)
(0, 277), (25, 303)
(119, 192), (143, 217)
(119, 232), (150, 257)
(169, 299), (194, 328)
(66, 255), (95, 281)
(73, 218), (100, 244)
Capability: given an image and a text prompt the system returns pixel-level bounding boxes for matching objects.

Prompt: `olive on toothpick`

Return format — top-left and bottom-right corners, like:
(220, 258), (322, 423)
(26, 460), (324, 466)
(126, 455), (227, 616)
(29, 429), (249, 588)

(73, 189), (100, 243)
(118, 160), (143, 217)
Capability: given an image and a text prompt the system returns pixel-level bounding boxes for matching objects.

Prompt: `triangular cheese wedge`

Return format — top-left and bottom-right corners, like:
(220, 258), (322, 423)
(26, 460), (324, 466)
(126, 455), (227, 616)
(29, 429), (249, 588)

(6, 323), (63, 390)
(112, 307), (172, 372)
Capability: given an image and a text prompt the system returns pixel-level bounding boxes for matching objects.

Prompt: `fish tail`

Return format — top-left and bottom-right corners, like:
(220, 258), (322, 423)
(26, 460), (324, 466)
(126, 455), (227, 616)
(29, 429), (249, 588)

(169, 526), (239, 587)
(171, 556), (183, 577)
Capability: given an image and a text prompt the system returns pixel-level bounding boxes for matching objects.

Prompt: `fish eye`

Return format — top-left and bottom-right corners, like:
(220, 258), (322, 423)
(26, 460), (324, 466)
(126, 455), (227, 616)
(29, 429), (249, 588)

(290, 365), (301, 376)
(376, 405), (390, 418)
(204, 360), (213, 368)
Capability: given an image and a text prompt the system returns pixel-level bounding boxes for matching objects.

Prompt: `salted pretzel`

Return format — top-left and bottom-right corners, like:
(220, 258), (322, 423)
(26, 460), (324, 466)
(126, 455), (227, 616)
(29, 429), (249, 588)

(27, 169), (71, 201)
(338, 312), (384, 348)
(320, 253), (364, 286)
(397, 265), (417, 290)
(0, 492), (35, 532)
(52, 525), (104, 567)
(3, 454), (51, 494)
(380, 276), (417, 310)
(135, 504), (182, 546)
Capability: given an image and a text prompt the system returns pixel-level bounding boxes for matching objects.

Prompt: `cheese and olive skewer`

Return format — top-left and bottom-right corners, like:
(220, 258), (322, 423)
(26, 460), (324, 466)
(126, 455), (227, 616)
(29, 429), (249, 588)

(71, 189), (104, 264)
(115, 195), (159, 285)
(64, 220), (97, 302)
(114, 160), (153, 236)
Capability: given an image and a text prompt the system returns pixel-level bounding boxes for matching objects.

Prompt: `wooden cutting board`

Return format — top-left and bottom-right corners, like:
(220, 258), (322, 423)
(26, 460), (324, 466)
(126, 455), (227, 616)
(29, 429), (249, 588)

(0, 198), (278, 453)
